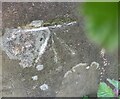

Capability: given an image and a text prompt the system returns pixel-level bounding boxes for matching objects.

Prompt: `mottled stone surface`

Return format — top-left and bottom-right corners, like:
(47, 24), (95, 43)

(1, 2), (118, 97)
(57, 62), (100, 97)
(2, 26), (51, 68)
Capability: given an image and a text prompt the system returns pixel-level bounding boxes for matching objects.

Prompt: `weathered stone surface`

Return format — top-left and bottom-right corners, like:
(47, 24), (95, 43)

(57, 62), (100, 97)
(1, 2), (118, 97)
(2, 27), (50, 68)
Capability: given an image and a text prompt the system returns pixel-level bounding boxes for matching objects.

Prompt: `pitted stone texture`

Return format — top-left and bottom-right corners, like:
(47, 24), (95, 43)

(2, 27), (50, 68)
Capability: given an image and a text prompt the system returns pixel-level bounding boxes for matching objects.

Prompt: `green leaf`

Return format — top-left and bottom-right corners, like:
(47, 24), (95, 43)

(83, 96), (89, 99)
(82, 3), (118, 52)
(85, 0), (119, 2)
(107, 78), (120, 89)
(97, 82), (115, 97)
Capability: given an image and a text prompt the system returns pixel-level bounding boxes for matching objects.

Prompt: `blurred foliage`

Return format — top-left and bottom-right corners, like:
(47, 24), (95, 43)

(97, 79), (119, 97)
(86, 0), (119, 2)
(81, 2), (118, 52)
(82, 78), (120, 98)
(97, 82), (115, 97)
(82, 96), (89, 99)
(107, 78), (120, 89)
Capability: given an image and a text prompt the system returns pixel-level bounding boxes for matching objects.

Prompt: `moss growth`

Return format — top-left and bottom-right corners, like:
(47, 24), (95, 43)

(19, 17), (76, 29)
(43, 17), (76, 26)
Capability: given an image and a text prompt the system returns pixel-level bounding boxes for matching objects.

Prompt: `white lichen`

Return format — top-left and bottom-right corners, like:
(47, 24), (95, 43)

(40, 84), (48, 91)
(36, 64), (44, 71)
(32, 75), (38, 81)
(64, 70), (72, 78)
(90, 62), (99, 69)
(86, 66), (90, 70)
